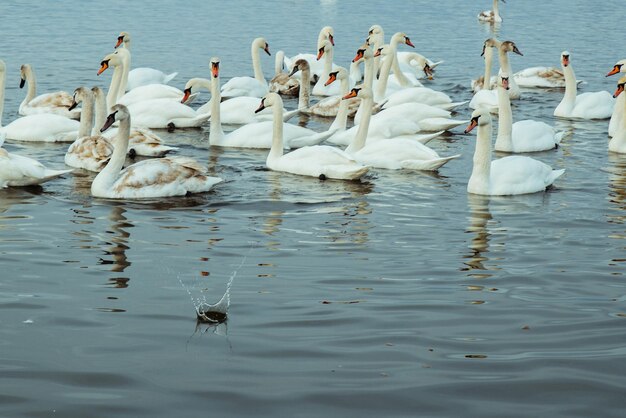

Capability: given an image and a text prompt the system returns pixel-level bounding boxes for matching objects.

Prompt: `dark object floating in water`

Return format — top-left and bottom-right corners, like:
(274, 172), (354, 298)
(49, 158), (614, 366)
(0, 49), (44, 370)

(196, 309), (227, 324)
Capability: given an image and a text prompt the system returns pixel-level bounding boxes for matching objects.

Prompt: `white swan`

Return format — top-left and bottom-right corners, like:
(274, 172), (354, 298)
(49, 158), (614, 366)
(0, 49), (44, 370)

(269, 51), (299, 96)
(206, 57), (333, 149)
(311, 40), (342, 96)
(0, 60), (79, 142)
(98, 50), (210, 129)
(91, 86), (177, 157)
(258, 93), (369, 180)
(92, 104), (222, 199)
(471, 38), (500, 93)
(478, 0), (504, 23)
(465, 108), (565, 195)
(344, 87), (460, 171)
(0, 137), (72, 187)
(495, 73), (564, 152)
(19, 64), (79, 119)
(607, 59), (626, 137)
(609, 76), (626, 153)
(65, 87), (114, 172)
(221, 37), (271, 98)
(373, 33), (419, 100)
(284, 26), (335, 84)
(324, 67), (361, 130)
(554, 51), (614, 119)
(115, 31), (178, 91)
(498, 41), (523, 99)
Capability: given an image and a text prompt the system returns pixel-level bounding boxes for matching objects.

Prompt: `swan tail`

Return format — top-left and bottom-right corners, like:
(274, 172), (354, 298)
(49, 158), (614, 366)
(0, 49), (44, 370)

(130, 144), (179, 158)
(39, 168), (73, 184)
(323, 164), (369, 180)
(400, 154), (460, 171)
(282, 108), (301, 123)
(182, 92), (200, 105)
(163, 72), (178, 85)
(429, 60), (444, 69)
(413, 131), (444, 144)
(547, 169), (565, 186)
(419, 118), (469, 132)
(437, 101), (468, 111)
(0, 131), (6, 147)
(554, 131), (566, 145)
(288, 128), (338, 149)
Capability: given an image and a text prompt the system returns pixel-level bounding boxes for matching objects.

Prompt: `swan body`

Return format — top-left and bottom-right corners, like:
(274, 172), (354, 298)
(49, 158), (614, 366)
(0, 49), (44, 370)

(269, 51), (299, 96)
(91, 86), (176, 157)
(0, 145), (72, 187)
(495, 73), (563, 152)
(65, 87), (114, 171)
(221, 37), (271, 98)
(259, 93), (369, 180)
(478, 0), (503, 23)
(117, 84), (193, 107)
(126, 98), (209, 129)
(609, 76), (626, 153)
(345, 87), (459, 171)
(381, 87), (467, 111)
(607, 59), (626, 138)
(92, 104), (221, 199)
(19, 64), (79, 119)
(115, 32), (177, 91)
(554, 51), (614, 119)
(465, 108), (564, 196)
(207, 57), (332, 149)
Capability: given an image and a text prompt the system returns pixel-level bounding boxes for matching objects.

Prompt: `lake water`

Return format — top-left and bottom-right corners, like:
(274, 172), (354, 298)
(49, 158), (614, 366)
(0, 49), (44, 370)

(1, 0), (626, 417)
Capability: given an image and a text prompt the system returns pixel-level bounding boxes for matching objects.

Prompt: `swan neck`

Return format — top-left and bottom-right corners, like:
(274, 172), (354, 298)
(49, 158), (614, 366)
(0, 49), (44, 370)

(119, 51), (131, 96)
(391, 51), (411, 87)
(92, 90), (107, 135)
(23, 67), (36, 105)
(493, 0), (500, 18)
(496, 84), (513, 149)
(209, 75), (225, 144)
(621, 93), (626, 130)
(323, 45), (333, 75)
(274, 51), (284, 76)
(96, 115), (130, 190)
(364, 54), (375, 91)
(78, 93), (95, 138)
(106, 60), (124, 111)
(269, 103), (284, 161)
(298, 66), (311, 109)
(483, 49), (493, 90)
(562, 63), (577, 106)
(347, 97), (373, 153)
(329, 77), (350, 131)
(376, 53), (394, 100)
(469, 121), (493, 194)
(252, 42), (265, 84)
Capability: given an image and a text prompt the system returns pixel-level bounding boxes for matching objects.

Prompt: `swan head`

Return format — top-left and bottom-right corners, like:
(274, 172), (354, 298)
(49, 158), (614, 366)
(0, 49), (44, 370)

(481, 38), (501, 56)
(101, 104), (130, 133)
(320, 26), (334, 46)
(498, 72), (510, 90)
(97, 48), (129, 75)
(324, 66), (347, 86)
(255, 93), (282, 113)
(366, 24), (384, 46)
(613, 76), (626, 98)
(606, 59), (626, 77)
(253, 37), (271, 56)
(317, 40), (333, 61)
(69, 86), (90, 111)
(288, 59), (310, 77)
(19, 64), (33, 89)
(391, 32), (415, 48)
(501, 41), (523, 56)
(352, 44), (373, 63)
(342, 85), (372, 100)
(465, 108), (491, 134)
(115, 31), (130, 48)
(560, 51), (571, 67)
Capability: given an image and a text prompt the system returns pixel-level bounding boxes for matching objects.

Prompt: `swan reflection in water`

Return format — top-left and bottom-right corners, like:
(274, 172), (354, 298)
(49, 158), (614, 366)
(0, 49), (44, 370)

(100, 205), (133, 289)
(462, 194), (496, 275)
(607, 155), (626, 265)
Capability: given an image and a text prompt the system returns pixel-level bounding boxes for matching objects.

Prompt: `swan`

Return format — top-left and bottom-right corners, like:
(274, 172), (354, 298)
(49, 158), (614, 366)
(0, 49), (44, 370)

(92, 86), (177, 157)
(206, 57), (334, 149)
(478, 0), (504, 23)
(289, 60), (358, 117)
(258, 93), (369, 180)
(221, 37), (271, 98)
(606, 59), (626, 137)
(373, 33), (419, 100)
(498, 41), (523, 99)
(465, 108), (565, 195)
(284, 26), (335, 84)
(324, 67), (361, 131)
(0, 135), (73, 187)
(269, 51), (299, 96)
(495, 73), (564, 152)
(98, 50), (210, 129)
(609, 76), (626, 153)
(114, 31), (178, 91)
(471, 38), (500, 93)
(0, 60), (79, 142)
(554, 51), (614, 119)
(381, 87), (467, 112)
(93, 104), (222, 199)
(311, 40), (342, 96)
(65, 87), (114, 172)
(19, 64), (79, 119)
(99, 47), (195, 108)
(344, 87), (460, 171)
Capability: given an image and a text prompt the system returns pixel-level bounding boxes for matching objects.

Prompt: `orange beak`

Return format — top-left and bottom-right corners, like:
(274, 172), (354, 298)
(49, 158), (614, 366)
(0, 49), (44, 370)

(464, 118), (479, 134)
(562, 56), (570, 67)
(328, 34), (334, 46)
(254, 100), (266, 113)
(325, 73), (337, 86)
(502, 78), (510, 90)
(317, 47), (325, 61)
(405, 38), (415, 48)
(115, 36), (123, 48)
(606, 65), (622, 77)
(181, 88), (191, 103)
(613, 84), (624, 98)
(352, 50), (364, 63)
(211, 63), (219, 78)
(342, 90), (358, 100)
(97, 61), (109, 75)
(374, 48), (382, 57)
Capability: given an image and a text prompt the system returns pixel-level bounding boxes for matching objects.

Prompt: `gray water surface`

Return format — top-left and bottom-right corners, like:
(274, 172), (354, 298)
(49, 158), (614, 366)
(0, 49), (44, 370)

(1, 1), (626, 417)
